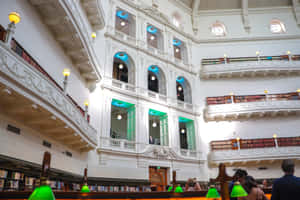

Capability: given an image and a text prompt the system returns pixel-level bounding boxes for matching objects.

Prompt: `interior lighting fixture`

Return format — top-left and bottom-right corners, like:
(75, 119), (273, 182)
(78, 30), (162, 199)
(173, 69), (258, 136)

(256, 51), (260, 56)
(206, 185), (220, 199)
(9, 12), (21, 24)
(273, 134), (277, 138)
(91, 32), (96, 39)
(175, 48), (180, 53)
(117, 114), (122, 120)
(63, 68), (70, 77)
(178, 86), (182, 91)
(119, 63), (124, 69)
(120, 21), (126, 26)
(286, 51), (291, 55)
(297, 89), (300, 93)
(264, 90), (268, 94)
(150, 35), (155, 40)
(180, 129), (185, 134)
(152, 122), (157, 127)
(230, 182), (248, 198)
(84, 100), (89, 107)
(151, 76), (156, 81)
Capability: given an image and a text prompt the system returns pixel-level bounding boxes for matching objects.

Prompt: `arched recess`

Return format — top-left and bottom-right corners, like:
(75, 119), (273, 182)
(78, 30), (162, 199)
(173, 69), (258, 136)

(113, 52), (135, 85)
(176, 76), (192, 103)
(148, 65), (167, 95)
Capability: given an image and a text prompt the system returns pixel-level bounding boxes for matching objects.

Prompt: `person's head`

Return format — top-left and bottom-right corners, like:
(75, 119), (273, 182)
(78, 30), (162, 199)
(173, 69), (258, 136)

(233, 169), (248, 184)
(262, 179), (268, 187)
(243, 176), (257, 193)
(281, 159), (295, 175)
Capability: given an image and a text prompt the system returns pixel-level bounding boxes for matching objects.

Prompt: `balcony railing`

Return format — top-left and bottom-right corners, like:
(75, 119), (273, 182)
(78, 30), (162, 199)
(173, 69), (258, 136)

(201, 54), (300, 78)
(180, 149), (197, 158)
(205, 91), (300, 121)
(0, 39), (97, 146)
(210, 136), (300, 163)
(10, 39), (90, 122)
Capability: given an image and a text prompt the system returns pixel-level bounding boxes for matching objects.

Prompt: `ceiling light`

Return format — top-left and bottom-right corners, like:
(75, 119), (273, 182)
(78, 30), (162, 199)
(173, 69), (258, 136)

(119, 63), (124, 69)
(256, 51), (260, 56)
(286, 51), (291, 55)
(151, 76), (156, 81)
(150, 35), (155, 40)
(152, 122), (157, 127)
(180, 129), (185, 134)
(273, 134), (277, 139)
(178, 86), (182, 91)
(117, 114), (122, 120)
(120, 21), (126, 26)
(175, 48), (180, 53)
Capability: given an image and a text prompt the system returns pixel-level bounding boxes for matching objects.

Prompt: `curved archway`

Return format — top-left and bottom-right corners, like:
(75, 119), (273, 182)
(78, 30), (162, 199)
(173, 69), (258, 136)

(176, 76), (192, 103)
(113, 52), (135, 85)
(148, 65), (166, 95)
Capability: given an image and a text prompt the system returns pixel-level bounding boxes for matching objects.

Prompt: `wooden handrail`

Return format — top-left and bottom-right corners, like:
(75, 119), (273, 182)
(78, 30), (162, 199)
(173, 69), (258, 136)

(207, 92), (300, 105)
(211, 136), (300, 151)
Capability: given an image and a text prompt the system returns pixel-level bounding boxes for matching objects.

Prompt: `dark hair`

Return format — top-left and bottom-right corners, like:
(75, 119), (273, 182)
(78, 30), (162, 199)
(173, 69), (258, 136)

(234, 169), (248, 179)
(243, 176), (257, 193)
(281, 159), (294, 174)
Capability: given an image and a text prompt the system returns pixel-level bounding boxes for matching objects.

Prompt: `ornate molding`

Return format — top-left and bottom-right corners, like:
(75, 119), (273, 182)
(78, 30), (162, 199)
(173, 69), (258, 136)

(0, 43), (97, 146)
(205, 100), (300, 121)
(98, 138), (204, 163)
(201, 60), (300, 79)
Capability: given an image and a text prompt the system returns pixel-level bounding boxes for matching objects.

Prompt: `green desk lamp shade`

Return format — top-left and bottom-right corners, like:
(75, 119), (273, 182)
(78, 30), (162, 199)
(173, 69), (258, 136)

(167, 186), (183, 193)
(81, 185), (90, 193)
(231, 182), (248, 198)
(206, 186), (220, 198)
(28, 185), (55, 200)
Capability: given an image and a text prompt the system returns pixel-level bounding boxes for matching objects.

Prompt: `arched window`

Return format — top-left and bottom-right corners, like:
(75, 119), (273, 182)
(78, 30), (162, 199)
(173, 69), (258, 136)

(211, 21), (226, 36)
(176, 76), (192, 103)
(172, 12), (181, 28)
(115, 8), (136, 38)
(270, 19), (286, 34)
(148, 65), (166, 95)
(147, 24), (164, 51)
(173, 38), (188, 64)
(113, 52), (135, 84)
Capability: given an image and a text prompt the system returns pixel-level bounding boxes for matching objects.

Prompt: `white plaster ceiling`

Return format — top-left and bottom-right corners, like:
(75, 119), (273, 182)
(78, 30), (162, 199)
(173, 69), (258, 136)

(178, 0), (292, 11)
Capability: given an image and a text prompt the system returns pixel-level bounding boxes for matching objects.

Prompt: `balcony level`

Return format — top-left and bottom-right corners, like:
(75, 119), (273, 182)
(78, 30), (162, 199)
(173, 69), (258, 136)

(201, 54), (300, 79)
(101, 77), (198, 115)
(98, 136), (202, 161)
(209, 136), (300, 166)
(0, 40), (97, 151)
(29, 0), (104, 90)
(204, 91), (300, 121)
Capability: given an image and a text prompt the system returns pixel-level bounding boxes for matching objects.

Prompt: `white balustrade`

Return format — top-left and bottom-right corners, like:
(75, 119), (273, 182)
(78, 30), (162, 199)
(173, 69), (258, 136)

(210, 146), (300, 163)
(0, 43), (97, 146)
(201, 60), (300, 78)
(205, 100), (300, 120)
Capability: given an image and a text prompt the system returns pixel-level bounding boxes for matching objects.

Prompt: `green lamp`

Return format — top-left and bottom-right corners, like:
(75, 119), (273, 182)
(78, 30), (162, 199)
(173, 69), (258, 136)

(167, 185), (183, 193)
(80, 168), (90, 193)
(28, 185), (55, 200)
(230, 181), (248, 198)
(206, 185), (220, 199)
(28, 152), (55, 200)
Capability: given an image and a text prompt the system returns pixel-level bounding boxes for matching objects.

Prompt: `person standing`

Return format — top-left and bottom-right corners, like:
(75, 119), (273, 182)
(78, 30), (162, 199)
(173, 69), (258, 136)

(271, 159), (300, 200)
